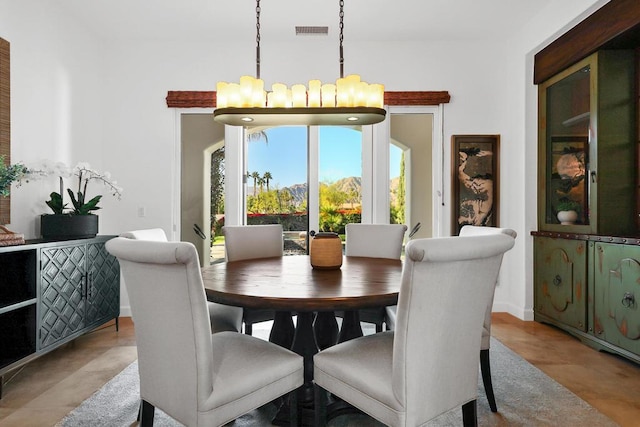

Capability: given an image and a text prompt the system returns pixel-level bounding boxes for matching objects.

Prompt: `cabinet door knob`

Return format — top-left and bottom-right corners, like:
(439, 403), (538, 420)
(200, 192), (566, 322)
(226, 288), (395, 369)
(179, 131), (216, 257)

(553, 275), (562, 286)
(621, 292), (635, 308)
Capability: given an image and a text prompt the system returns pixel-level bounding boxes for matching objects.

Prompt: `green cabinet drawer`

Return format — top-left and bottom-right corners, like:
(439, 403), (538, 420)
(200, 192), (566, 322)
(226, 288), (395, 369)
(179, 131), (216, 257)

(534, 237), (587, 331)
(592, 243), (640, 355)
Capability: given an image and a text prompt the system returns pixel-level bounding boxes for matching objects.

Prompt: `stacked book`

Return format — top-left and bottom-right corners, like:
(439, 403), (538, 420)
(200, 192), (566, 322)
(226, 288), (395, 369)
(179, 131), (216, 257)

(0, 225), (25, 246)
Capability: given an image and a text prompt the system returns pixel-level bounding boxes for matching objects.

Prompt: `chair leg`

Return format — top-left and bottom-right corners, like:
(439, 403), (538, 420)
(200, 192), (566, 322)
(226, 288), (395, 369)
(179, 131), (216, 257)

(480, 348), (498, 412)
(375, 322), (383, 333)
(244, 321), (253, 335)
(140, 399), (155, 427)
(314, 384), (328, 427)
(461, 399), (477, 427)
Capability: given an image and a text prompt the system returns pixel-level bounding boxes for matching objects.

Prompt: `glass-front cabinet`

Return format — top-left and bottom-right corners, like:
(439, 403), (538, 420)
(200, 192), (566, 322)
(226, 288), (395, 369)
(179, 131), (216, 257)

(538, 50), (636, 235)
(534, 49), (640, 365)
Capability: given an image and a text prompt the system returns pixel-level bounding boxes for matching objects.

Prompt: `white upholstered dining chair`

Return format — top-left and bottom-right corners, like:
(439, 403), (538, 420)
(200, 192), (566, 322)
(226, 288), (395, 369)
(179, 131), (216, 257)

(344, 223), (408, 332)
(385, 225), (517, 414)
(106, 237), (303, 426)
(458, 225), (517, 412)
(120, 228), (243, 334)
(314, 233), (516, 427)
(222, 224), (286, 336)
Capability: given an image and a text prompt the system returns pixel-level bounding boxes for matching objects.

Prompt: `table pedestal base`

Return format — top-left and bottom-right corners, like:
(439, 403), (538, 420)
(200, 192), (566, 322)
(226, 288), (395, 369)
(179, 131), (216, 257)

(270, 309), (366, 425)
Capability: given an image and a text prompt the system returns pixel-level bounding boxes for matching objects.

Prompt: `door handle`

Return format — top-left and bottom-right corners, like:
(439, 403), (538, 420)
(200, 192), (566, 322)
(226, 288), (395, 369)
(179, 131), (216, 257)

(409, 222), (421, 238)
(193, 224), (206, 240)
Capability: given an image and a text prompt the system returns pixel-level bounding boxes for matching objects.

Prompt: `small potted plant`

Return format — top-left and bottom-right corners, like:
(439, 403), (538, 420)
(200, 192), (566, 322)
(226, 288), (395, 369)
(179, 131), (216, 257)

(0, 155), (28, 244)
(0, 155), (28, 197)
(40, 162), (122, 240)
(556, 199), (580, 225)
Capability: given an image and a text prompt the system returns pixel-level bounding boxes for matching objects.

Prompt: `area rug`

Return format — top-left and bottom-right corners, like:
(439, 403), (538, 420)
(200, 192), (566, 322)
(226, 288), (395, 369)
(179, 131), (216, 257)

(56, 337), (617, 427)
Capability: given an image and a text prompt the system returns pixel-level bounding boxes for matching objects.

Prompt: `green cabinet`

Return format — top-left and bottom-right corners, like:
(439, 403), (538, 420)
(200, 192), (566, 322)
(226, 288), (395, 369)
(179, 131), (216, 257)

(534, 236), (587, 331)
(591, 242), (640, 357)
(537, 50), (636, 235)
(533, 235), (640, 363)
(534, 47), (639, 364)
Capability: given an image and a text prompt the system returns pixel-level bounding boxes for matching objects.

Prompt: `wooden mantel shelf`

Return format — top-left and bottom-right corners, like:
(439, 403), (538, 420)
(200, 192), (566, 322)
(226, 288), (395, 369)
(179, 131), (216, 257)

(166, 91), (451, 109)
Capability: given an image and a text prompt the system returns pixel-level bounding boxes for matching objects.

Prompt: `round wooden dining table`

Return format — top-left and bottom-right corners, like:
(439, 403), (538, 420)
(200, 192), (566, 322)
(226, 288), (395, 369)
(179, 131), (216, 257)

(201, 255), (402, 423)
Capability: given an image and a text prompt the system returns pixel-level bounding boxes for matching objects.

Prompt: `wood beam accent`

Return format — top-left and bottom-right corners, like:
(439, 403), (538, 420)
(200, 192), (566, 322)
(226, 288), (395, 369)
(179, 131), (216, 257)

(166, 90), (450, 108)
(385, 91), (450, 106)
(534, 0), (640, 84)
(1, 38), (10, 225)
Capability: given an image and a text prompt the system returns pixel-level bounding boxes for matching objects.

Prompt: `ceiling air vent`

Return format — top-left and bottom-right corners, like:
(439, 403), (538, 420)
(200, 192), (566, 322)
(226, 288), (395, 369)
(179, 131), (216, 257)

(295, 26), (329, 36)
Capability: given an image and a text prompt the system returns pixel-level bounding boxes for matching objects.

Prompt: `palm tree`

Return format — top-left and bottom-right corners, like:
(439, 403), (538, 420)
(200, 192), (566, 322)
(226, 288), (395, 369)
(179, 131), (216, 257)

(246, 129), (269, 144)
(258, 176), (265, 193)
(251, 171), (260, 196)
(263, 171), (273, 192)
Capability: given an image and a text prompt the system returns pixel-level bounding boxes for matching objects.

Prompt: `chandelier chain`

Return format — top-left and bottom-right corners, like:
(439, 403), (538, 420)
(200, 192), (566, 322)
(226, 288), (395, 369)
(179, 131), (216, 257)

(256, 0), (261, 78)
(339, 0), (344, 78)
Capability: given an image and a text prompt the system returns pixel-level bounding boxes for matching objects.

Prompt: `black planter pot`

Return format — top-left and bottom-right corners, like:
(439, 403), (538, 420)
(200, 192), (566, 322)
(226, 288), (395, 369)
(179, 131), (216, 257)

(40, 214), (99, 240)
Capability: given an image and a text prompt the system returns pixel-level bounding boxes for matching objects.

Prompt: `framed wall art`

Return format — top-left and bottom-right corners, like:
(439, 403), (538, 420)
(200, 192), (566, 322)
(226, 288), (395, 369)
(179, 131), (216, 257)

(452, 135), (499, 235)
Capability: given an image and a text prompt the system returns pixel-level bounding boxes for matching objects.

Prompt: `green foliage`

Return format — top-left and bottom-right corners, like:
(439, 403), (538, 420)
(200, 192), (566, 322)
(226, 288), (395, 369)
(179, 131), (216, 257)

(68, 189), (102, 215)
(396, 152), (406, 223)
(556, 198), (580, 212)
(320, 182), (349, 208)
(211, 164), (402, 235)
(0, 155), (28, 197)
(45, 192), (67, 214)
(390, 204), (403, 224)
(210, 147), (224, 215)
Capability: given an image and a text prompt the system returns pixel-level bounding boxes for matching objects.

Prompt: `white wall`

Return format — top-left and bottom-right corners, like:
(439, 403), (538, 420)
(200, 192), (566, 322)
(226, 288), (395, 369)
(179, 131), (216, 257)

(1, 0), (607, 317)
(0, 0), (106, 237)
(497, 0), (606, 319)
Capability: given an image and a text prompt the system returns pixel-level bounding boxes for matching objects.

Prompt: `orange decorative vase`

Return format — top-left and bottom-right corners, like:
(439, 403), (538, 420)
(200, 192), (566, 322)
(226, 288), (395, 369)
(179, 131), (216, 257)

(309, 232), (343, 270)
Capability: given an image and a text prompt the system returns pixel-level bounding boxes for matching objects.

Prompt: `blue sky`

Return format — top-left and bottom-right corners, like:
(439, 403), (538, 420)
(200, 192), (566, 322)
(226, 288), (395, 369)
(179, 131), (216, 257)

(247, 126), (401, 188)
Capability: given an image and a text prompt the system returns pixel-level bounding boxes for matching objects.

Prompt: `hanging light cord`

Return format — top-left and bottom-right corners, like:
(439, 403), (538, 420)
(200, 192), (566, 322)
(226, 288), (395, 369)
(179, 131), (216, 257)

(256, 0), (261, 79)
(339, 0), (344, 78)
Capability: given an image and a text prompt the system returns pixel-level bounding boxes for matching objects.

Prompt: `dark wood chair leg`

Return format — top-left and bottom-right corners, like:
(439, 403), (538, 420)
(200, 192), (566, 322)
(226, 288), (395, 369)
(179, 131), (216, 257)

(244, 321), (253, 335)
(480, 348), (498, 412)
(314, 384), (328, 427)
(140, 399), (155, 427)
(462, 399), (477, 427)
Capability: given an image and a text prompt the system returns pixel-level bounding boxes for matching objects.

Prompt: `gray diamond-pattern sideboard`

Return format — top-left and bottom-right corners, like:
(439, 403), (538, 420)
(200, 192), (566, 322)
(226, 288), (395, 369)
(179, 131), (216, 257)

(0, 236), (120, 397)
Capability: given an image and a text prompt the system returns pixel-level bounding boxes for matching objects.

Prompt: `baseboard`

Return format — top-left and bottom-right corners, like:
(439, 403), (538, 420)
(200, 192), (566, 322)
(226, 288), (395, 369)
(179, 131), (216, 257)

(491, 302), (534, 321)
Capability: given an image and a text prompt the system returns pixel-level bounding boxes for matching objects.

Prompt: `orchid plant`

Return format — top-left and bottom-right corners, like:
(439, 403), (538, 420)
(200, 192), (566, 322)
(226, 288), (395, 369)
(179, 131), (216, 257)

(34, 161), (123, 215)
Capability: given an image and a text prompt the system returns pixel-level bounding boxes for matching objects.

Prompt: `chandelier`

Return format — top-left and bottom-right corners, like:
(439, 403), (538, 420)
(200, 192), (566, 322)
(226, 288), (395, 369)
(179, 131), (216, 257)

(213, 0), (386, 127)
